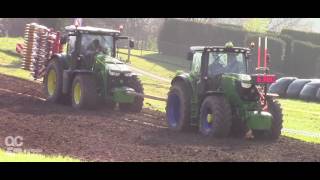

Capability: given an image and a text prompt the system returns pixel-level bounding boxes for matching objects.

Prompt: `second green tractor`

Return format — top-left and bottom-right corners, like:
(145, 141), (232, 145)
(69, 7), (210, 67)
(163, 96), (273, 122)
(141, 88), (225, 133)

(166, 42), (283, 140)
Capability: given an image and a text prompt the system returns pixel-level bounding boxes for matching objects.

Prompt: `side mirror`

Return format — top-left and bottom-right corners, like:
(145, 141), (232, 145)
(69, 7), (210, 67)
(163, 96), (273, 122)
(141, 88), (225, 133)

(129, 40), (134, 48)
(187, 52), (193, 61)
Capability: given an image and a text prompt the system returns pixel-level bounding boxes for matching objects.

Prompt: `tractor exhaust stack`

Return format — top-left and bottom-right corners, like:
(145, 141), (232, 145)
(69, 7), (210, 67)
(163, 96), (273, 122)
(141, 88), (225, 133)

(264, 37), (268, 68)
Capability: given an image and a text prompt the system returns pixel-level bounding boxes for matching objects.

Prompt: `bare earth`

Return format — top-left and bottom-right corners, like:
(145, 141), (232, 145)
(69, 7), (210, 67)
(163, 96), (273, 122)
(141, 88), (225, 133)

(0, 74), (320, 162)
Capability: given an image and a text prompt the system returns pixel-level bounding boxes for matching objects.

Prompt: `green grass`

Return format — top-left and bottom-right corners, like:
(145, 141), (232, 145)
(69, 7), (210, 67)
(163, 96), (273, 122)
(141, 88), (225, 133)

(279, 99), (320, 143)
(139, 75), (169, 112)
(0, 149), (80, 162)
(0, 37), (33, 80)
(118, 48), (189, 80)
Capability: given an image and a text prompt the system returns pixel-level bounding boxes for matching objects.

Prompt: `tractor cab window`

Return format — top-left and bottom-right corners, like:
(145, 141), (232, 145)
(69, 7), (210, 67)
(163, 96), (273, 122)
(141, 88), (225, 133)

(80, 34), (114, 56)
(208, 52), (246, 76)
(67, 36), (76, 54)
(191, 52), (202, 75)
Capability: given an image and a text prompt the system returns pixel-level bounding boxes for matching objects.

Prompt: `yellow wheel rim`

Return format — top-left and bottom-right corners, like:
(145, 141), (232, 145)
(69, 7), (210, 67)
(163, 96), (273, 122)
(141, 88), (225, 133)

(47, 69), (57, 96)
(207, 113), (214, 123)
(73, 82), (81, 105)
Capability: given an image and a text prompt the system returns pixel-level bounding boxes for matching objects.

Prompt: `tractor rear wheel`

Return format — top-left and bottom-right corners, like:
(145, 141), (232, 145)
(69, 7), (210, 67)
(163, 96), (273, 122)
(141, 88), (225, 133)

(119, 76), (144, 113)
(252, 98), (283, 140)
(199, 95), (232, 137)
(71, 74), (98, 110)
(166, 81), (191, 131)
(43, 59), (66, 104)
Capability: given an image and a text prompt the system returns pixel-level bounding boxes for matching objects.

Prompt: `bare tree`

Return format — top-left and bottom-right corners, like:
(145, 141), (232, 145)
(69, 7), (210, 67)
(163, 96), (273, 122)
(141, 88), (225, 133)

(268, 18), (303, 32)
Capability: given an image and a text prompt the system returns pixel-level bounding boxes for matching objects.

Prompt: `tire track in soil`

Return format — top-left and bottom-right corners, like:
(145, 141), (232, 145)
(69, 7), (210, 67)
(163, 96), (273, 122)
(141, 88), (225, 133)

(1, 74), (320, 161)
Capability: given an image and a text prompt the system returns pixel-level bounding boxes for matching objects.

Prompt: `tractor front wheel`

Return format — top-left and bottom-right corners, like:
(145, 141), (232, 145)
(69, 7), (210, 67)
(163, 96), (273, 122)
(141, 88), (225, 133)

(199, 96), (232, 137)
(119, 76), (144, 113)
(252, 98), (283, 140)
(166, 81), (191, 131)
(71, 74), (98, 110)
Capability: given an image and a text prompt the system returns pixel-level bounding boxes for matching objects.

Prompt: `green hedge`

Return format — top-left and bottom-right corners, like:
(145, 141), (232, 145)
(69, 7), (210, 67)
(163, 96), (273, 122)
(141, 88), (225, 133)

(158, 19), (247, 57)
(158, 19), (320, 78)
(284, 40), (320, 78)
(281, 29), (320, 46)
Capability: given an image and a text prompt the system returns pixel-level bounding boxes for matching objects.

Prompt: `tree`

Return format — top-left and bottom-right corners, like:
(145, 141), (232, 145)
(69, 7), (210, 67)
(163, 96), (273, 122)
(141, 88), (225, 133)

(37, 18), (70, 31)
(243, 18), (271, 33)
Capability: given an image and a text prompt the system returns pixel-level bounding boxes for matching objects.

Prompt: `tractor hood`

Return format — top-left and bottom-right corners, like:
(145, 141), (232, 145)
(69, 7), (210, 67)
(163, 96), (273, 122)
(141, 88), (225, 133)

(96, 53), (132, 73)
(222, 73), (252, 83)
(221, 73), (253, 89)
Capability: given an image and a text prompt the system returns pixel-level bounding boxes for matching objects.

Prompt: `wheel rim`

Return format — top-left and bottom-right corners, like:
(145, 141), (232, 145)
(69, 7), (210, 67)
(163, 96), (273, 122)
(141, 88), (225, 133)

(167, 93), (180, 128)
(47, 69), (57, 96)
(202, 108), (214, 133)
(73, 82), (81, 105)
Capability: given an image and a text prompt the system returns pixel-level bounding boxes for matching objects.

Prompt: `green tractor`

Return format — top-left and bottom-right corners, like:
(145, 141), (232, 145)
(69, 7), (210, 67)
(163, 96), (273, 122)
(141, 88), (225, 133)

(43, 25), (144, 111)
(166, 42), (283, 140)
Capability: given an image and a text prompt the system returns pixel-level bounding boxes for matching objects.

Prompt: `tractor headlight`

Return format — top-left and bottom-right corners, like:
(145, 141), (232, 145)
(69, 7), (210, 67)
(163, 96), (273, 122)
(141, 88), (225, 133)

(109, 70), (121, 76)
(239, 74), (252, 88)
(123, 72), (132, 77)
(241, 82), (252, 88)
(239, 74), (252, 81)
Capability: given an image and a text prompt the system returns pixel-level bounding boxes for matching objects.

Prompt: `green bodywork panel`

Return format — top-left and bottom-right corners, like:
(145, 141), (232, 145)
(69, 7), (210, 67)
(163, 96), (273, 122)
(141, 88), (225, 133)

(60, 52), (136, 104)
(246, 111), (272, 130)
(221, 73), (254, 107)
(94, 53), (134, 103)
(112, 87), (135, 103)
(221, 73), (271, 129)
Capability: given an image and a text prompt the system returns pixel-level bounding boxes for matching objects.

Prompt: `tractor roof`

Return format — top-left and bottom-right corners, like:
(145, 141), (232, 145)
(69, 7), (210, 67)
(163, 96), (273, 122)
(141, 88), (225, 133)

(65, 25), (121, 35)
(190, 46), (250, 53)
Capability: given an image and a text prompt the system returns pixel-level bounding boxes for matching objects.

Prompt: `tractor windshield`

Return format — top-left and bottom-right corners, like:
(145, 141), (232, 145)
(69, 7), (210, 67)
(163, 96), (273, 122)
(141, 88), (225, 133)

(81, 34), (114, 56)
(207, 52), (246, 76)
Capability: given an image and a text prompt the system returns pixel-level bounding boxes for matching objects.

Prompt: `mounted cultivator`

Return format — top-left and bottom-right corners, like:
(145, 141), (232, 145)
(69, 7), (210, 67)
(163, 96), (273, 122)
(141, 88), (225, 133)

(18, 23), (63, 79)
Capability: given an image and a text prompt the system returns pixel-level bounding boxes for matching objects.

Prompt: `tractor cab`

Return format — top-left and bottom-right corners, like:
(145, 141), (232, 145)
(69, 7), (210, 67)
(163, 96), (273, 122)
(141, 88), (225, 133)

(187, 42), (253, 93)
(63, 25), (134, 70)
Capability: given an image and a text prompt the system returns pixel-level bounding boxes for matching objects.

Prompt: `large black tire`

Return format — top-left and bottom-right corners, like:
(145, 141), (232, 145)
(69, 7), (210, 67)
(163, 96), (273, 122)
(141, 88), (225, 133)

(268, 77), (297, 97)
(199, 96), (232, 138)
(229, 117), (249, 138)
(166, 81), (191, 131)
(286, 79), (311, 99)
(316, 88), (320, 101)
(43, 59), (66, 104)
(71, 74), (98, 110)
(119, 76), (144, 113)
(252, 98), (283, 140)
